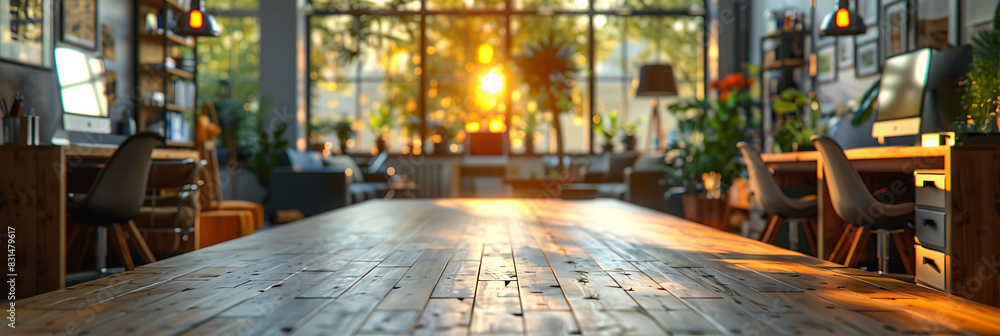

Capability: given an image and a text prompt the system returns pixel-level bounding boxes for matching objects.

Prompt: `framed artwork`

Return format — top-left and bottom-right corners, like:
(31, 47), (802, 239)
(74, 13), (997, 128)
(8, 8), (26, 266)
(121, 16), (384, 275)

(915, 0), (957, 50)
(61, 0), (97, 50)
(962, 0), (998, 44)
(881, 0), (910, 64)
(857, 0), (879, 25)
(0, 0), (52, 68)
(101, 23), (114, 60)
(817, 44), (837, 83)
(855, 41), (880, 77)
(106, 70), (117, 107)
(838, 37), (854, 68)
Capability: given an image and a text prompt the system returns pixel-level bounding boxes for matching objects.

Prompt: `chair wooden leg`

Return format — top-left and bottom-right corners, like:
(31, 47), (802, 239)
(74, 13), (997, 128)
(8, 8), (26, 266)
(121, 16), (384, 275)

(801, 218), (818, 257)
(125, 220), (157, 264)
(761, 215), (782, 244)
(71, 226), (94, 271)
(892, 231), (914, 275)
(110, 223), (135, 271)
(829, 226), (855, 264)
(846, 228), (871, 268)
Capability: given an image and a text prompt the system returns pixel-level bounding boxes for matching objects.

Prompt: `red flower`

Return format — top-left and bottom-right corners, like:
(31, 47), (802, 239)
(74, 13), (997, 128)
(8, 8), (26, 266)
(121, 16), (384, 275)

(720, 90), (730, 101)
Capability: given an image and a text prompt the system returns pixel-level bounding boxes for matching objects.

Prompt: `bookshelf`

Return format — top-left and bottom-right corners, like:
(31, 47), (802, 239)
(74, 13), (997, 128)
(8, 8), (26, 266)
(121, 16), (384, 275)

(135, 0), (198, 147)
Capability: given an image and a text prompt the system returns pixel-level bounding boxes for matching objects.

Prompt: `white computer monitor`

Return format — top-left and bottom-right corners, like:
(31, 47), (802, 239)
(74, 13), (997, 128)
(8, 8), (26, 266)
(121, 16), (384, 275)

(55, 47), (112, 134)
(871, 48), (932, 142)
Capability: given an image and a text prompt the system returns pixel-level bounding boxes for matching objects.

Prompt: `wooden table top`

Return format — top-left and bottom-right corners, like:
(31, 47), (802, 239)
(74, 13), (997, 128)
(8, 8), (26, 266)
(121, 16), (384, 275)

(760, 145), (949, 163)
(12, 199), (1000, 335)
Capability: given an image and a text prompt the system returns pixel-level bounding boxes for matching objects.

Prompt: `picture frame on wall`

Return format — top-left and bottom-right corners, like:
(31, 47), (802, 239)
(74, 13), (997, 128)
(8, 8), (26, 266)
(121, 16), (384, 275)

(881, 0), (910, 65)
(857, 0), (879, 25)
(101, 23), (115, 60)
(817, 44), (837, 83)
(855, 41), (880, 77)
(0, 0), (53, 68)
(914, 0), (958, 50)
(61, 0), (98, 50)
(962, 0), (998, 44)
(838, 37), (854, 68)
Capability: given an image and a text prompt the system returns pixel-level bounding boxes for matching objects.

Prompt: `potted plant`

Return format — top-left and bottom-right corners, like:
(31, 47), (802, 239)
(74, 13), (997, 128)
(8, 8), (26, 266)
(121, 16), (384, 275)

(369, 105), (394, 153)
(517, 108), (543, 154)
(513, 34), (579, 169)
(667, 73), (755, 229)
(621, 118), (641, 152)
(333, 117), (355, 154)
(429, 120), (460, 155)
(592, 110), (621, 153)
(772, 88), (827, 152)
(955, 3), (1000, 144)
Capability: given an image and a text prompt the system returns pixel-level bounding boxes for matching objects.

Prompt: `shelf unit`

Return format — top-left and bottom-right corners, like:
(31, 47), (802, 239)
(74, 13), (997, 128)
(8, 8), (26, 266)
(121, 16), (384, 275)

(758, 9), (816, 153)
(135, 0), (198, 147)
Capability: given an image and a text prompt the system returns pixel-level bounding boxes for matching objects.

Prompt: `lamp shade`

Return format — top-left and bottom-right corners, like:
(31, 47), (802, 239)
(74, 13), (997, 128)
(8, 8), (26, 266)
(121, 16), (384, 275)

(173, 1), (221, 37)
(635, 64), (678, 97)
(820, 0), (867, 36)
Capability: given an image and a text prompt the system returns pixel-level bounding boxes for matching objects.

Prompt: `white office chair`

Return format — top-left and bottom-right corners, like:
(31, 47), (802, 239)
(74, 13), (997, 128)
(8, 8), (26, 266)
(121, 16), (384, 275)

(811, 136), (914, 275)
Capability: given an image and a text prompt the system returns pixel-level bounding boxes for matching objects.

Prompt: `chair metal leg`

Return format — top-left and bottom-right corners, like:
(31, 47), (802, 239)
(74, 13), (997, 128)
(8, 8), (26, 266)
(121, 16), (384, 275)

(788, 219), (800, 252)
(877, 230), (891, 275)
(96, 226), (108, 273)
(125, 220), (157, 264)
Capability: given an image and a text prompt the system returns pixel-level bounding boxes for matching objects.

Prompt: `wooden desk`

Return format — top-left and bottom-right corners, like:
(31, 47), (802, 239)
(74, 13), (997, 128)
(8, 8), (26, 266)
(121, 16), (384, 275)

(0, 145), (199, 298)
(762, 145), (1000, 306)
(9, 199), (1000, 335)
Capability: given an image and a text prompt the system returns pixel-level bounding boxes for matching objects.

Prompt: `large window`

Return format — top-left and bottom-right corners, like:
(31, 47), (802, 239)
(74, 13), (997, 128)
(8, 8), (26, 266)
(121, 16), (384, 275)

(308, 0), (705, 155)
(197, 0), (261, 156)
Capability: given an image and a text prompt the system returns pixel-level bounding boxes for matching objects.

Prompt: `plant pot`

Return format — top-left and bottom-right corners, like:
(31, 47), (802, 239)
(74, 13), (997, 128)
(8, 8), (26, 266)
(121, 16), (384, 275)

(961, 132), (1000, 146)
(681, 194), (727, 231)
(339, 143), (349, 155)
(524, 140), (534, 155)
(623, 135), (636, 152)
(375, 138), (387, 153)
(602, 143), (614, 153)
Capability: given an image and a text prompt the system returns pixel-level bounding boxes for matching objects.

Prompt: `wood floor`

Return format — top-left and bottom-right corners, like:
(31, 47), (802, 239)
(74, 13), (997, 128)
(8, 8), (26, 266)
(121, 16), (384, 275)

(11, 199), (1000, 335)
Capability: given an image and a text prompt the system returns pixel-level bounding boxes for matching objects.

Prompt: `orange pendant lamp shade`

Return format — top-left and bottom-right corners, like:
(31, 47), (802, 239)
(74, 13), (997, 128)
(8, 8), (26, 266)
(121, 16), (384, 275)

(820, 0), (867, 36)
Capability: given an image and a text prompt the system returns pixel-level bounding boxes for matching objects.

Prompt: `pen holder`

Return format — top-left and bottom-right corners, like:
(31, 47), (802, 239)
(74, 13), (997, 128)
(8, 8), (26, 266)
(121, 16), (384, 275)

(2, 117), (18, 145)
(21, 115), (39, 146)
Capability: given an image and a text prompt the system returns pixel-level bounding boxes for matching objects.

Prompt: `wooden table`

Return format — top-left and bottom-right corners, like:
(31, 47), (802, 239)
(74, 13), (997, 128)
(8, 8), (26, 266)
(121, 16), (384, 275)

(0, 145), (200, 298)
(10, 199), (1000, 335)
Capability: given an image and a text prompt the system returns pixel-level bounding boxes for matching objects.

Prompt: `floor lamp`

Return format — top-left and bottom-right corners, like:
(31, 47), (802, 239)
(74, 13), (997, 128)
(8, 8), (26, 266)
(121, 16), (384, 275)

(635, 64), (678, 153)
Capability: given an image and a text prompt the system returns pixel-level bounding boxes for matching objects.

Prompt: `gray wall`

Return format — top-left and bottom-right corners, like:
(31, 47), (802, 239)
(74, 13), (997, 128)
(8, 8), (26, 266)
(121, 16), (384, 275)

(0, 0), (134, 143)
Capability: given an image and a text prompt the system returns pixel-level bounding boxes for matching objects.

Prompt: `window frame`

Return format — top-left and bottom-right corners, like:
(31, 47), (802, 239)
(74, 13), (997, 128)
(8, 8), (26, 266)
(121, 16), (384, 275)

(306, 0), (708, 156)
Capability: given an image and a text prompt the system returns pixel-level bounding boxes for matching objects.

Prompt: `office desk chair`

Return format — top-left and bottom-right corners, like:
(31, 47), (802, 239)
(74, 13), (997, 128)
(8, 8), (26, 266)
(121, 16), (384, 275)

(737, 142), (818, 255)
(811, 136), (914, 275)
(68, 132), (162, 272)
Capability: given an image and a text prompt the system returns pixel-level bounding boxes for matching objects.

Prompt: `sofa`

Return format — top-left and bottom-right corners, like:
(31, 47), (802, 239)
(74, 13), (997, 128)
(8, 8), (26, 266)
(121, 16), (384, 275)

(268, 149), (388, 218)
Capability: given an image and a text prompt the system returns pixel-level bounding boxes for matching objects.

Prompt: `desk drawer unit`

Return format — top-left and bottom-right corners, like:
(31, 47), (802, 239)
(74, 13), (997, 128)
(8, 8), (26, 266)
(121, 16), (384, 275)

(914, 208), (946, 251)
(914, 171), (946, 210)
(915, 245), (949, 291)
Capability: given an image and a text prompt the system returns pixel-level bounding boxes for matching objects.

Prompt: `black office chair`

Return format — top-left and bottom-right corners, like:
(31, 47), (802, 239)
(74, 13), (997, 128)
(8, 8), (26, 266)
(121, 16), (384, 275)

(68, 132), (162, 272)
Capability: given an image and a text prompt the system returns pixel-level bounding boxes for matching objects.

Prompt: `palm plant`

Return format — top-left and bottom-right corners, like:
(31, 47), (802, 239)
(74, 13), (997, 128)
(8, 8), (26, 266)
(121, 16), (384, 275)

(513, 34), (579, 168)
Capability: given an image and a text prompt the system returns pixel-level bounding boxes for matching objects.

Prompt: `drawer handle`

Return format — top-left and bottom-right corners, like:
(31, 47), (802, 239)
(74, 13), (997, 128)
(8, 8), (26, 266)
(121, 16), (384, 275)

(922, 180), (936, 188)
(922, 218), (937, 227)
(923, 257), (941, 273)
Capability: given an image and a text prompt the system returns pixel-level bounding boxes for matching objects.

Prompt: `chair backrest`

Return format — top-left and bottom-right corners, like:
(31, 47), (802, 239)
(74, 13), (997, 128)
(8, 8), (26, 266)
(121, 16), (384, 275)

(81, 132), (164, 223)
(737, 142), (793, 212)
(198, 142), (224, 209)
(147, 158), (203, 189)
(282, 148), (324, 170)
(811, 136), (882, 225)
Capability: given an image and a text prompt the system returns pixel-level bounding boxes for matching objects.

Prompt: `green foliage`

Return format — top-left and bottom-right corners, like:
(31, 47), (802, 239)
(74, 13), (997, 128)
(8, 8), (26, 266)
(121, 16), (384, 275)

(851, 79), (881, 126)
(369, 105), (394, 140)
(666, 88), (752, 193)
(772, 88), (827, 152)
(592, 111), (621, 143)
(517, 109), (544, 145)
(956, 2), (1000, 134)
(622, 117), (642, 137)
(334, 118), (356, 144)
(248, 123), (288, 188)
(513, 33), (579, 163)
